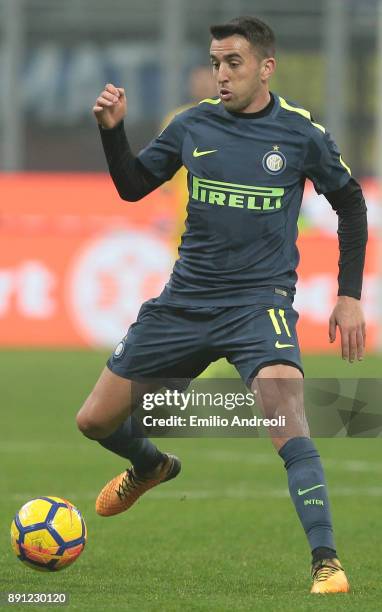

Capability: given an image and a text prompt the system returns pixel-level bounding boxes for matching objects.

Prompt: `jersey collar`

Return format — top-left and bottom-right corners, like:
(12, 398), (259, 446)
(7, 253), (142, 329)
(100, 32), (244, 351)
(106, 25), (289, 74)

(222, 92), (280, 120)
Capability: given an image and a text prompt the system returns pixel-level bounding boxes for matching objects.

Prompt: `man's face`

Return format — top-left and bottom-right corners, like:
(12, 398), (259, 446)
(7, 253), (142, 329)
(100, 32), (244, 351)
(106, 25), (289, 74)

(209, 35), (272, 112)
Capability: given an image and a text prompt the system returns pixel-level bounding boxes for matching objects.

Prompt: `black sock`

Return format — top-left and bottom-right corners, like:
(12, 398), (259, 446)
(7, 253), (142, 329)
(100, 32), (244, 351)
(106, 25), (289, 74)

(98, 416), (165, 474)
(312, 546), (337, 564)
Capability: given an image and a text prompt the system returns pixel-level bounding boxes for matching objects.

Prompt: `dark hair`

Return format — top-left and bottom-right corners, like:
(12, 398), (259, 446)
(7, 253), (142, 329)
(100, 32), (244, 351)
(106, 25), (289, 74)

(210, 16), (276, 58)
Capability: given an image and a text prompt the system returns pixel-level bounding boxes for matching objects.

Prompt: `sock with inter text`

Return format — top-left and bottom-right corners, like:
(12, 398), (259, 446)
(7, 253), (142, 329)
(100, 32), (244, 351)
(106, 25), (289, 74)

(98, 415), (166, 475)
(278, 436), (337, 563)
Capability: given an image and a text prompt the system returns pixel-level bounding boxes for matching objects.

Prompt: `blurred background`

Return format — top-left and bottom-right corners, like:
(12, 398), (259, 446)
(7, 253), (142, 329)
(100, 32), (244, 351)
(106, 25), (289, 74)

(0, 0), (381, 360)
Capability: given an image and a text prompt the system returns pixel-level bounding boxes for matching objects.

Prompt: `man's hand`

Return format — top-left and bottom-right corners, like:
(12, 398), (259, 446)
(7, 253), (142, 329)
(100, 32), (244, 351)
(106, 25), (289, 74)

(329, 296), (366, 362)
(93, 83), (127, 129)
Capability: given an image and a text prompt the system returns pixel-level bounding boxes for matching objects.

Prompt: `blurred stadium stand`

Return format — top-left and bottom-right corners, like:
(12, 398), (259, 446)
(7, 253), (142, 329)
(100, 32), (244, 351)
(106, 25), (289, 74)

(0, 0), (380, 174)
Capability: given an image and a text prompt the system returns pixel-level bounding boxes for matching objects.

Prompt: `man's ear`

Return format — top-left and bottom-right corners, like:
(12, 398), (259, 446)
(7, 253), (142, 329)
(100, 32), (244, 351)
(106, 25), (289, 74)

(261, 58), (276, 80)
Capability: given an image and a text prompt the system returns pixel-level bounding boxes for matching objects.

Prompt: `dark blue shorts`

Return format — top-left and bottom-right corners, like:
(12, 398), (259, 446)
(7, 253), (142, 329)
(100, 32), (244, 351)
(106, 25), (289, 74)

(107, 290), (303, 387)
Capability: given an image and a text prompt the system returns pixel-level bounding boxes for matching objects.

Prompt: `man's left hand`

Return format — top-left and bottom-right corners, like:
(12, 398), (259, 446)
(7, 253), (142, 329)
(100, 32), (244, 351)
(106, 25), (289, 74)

(328, 296), (366, 362)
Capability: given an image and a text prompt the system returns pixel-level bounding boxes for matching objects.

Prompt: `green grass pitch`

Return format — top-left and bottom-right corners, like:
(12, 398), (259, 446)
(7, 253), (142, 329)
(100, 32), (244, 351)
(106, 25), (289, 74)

(1, 350), (381, 611)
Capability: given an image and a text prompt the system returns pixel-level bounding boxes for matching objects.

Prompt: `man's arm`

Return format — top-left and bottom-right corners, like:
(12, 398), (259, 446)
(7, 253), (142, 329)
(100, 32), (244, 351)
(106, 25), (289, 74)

(303, 124), (368, 362)
(324, 178), (368, 362)
(325, 178), (368, 299)
(99, 122), (163, 201)
(93, 83), (164, 201)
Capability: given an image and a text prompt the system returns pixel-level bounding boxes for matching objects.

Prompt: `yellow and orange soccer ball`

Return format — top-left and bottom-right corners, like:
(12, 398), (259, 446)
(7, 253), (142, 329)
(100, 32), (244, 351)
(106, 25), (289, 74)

(11, 497), (86, 571)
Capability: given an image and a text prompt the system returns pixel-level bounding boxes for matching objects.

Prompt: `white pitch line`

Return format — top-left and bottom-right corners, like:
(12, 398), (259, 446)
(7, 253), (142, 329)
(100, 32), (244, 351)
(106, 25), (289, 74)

(191, 450), (382, 474)
(2, 445), (382, 474)
(6, 486), (382, 504)
(324, 458), (382, 473)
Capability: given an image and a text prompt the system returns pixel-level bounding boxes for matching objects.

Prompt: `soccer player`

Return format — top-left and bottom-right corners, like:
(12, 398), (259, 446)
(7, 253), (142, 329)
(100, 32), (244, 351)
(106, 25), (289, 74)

(77, 16), (367, 594)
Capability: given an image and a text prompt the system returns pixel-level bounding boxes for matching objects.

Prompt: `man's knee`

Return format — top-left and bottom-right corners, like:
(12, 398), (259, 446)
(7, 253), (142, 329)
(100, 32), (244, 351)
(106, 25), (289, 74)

(76, 399), (113, 440)
(76, 369), (152, 440)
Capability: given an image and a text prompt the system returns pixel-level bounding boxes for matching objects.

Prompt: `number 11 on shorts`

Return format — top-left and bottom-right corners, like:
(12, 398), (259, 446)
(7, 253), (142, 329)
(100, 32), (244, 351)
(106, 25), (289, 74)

(267, 308), (292, 337)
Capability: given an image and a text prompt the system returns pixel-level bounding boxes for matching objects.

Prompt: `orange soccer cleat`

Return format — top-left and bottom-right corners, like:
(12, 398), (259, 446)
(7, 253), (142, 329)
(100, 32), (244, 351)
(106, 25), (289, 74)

(95, 454), (181, 517)
(310, 558), (350, 594)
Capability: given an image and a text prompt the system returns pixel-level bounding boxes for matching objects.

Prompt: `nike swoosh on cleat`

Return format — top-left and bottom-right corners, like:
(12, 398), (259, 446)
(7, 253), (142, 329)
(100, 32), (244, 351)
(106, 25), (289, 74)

(275, 341), (295, 349)
(298, 484), (325, 496)
(193, 147), (218, 157)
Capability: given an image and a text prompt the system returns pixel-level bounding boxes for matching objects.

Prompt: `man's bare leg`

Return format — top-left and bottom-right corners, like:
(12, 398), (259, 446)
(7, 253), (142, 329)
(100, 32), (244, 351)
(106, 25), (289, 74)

(77, 367), (157, 435)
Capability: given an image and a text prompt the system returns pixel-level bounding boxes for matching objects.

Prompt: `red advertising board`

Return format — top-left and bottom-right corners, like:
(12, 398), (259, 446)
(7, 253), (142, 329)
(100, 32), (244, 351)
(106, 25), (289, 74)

(0, 173), (379, 351)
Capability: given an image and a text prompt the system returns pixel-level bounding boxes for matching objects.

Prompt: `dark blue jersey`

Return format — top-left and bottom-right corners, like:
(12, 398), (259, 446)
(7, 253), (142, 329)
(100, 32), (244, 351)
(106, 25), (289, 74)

(138, 93), (351, 305)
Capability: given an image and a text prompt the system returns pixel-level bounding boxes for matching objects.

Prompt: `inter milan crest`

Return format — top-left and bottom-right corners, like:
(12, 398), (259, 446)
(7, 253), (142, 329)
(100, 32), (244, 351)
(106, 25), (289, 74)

(262, 146), (286, 175)
(114, 337), (126, 358)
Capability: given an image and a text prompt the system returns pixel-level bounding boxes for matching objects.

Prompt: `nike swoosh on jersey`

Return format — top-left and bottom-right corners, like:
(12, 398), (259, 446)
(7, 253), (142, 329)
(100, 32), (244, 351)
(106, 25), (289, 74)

(275, 341), (295, 349)
(193, 148), (218, 157)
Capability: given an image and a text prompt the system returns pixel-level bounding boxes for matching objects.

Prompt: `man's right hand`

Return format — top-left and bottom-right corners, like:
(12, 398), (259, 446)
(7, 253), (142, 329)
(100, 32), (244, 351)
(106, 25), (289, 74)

(93, 83), (127, 129)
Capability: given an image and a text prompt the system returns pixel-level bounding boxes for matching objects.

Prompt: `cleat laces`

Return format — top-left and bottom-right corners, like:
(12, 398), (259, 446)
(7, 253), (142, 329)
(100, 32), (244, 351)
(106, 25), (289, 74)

(115, 468), (153, 502)
(312, 559), (343, 583)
